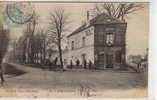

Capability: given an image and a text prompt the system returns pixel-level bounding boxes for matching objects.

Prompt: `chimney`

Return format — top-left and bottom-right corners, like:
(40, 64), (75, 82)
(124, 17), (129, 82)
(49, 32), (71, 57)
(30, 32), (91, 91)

(86, 9), (97, 21)
(87, 11), (89, 21)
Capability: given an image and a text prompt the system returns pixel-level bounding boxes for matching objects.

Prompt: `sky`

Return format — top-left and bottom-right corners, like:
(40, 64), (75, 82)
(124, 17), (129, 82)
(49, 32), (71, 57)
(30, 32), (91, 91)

(0, 2), (149, 56)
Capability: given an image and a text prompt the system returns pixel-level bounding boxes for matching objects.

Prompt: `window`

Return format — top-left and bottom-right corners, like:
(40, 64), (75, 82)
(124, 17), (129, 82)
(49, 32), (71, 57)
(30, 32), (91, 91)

(106, 33), (114, 46)
(82, 37), (86, 47)
(71, 41), (74, 50)
(116, 51), (122, 63)
(82, 54), (86, 61)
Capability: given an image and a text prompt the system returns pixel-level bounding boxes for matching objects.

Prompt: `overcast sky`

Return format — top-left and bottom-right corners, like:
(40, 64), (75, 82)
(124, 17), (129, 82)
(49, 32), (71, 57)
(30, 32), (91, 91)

(0, 2), (149, 56)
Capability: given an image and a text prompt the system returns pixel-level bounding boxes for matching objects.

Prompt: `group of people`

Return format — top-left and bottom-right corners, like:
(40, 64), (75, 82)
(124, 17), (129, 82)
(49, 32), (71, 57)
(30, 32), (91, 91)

(68, 59), (93, 70)
(45, 57), (93, 70)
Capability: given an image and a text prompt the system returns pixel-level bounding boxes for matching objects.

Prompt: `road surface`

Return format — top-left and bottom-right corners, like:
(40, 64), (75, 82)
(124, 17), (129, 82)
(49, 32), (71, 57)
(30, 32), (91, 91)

(0, 63), (147, 98)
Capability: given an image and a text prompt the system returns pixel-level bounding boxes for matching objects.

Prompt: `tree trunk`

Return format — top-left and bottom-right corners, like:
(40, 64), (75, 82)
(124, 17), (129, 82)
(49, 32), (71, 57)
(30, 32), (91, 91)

(58, 39), (63, 70)
(43, 39), (46, 65)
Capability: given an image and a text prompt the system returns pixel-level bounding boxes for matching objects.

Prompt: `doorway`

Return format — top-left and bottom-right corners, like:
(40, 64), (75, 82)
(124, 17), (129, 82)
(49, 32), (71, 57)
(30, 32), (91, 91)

(106, 54), (113, 68)
(98, 54), (104, 67)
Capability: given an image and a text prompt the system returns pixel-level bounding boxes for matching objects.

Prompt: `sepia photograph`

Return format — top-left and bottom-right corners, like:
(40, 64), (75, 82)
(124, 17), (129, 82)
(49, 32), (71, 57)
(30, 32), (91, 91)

(0, 2), (148, 98)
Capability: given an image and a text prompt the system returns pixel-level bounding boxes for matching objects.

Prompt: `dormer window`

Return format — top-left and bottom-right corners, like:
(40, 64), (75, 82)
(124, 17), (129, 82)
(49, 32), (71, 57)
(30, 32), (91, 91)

(71, 41), (74, 50)
(82, 37), (86, 47)
(106, 33), (114, 46)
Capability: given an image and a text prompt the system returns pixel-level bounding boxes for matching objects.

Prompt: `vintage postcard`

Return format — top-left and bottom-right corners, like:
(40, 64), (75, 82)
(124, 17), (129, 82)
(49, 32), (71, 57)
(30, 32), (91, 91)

(0, 1), (148, 98)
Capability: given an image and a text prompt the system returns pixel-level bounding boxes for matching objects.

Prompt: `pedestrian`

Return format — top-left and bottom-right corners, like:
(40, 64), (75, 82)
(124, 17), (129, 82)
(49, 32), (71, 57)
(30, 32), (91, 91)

(70, 60), (73, 70)
(88, 60), (92, 70)
(83, 59), (87, 69)
(54, 57), (58, 66)
(63, 59), (67, 70)
(76, 59), (80, 67)
(0, 64), (5, 86)
(137, 62), (141, 73)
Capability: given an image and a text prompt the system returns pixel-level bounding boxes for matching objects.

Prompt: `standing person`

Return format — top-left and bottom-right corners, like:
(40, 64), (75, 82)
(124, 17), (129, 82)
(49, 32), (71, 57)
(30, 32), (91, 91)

(76, 59), (80, 67)
(70, 59), (73, 70)
(54, 57), (58, 66)
(88, 60), (92, 70)
(137, 62), (142, 73)
(83, 59), (87, 69)
(63, 59), (67, 70)
(0, 64), (5, 86)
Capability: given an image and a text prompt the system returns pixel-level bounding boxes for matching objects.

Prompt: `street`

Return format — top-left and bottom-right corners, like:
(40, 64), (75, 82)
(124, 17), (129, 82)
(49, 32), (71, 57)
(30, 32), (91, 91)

(0, 63), (147, 97)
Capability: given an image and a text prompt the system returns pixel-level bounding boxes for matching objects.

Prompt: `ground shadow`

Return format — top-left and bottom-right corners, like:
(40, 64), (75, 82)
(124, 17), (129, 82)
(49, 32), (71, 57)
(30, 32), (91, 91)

(2, 63), (27, 78)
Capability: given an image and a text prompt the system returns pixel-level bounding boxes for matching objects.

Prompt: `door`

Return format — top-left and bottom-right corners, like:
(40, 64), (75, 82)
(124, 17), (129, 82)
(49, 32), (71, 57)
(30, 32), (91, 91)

(82, 53), (86, 66)
(106, 54), (113, 68)
(82, 54), (86, 61)
(98, 54), (104, 67)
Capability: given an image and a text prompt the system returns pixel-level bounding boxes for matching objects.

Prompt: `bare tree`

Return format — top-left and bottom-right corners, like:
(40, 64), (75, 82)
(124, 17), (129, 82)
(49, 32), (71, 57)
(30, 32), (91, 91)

(95, 3), (144, 20)
(48, 8), (69, 70)
(25, 12), (39, 64)
(0, 26), (10, 86)
(9, 11), (39, 65)
(34, 28), (47, 65)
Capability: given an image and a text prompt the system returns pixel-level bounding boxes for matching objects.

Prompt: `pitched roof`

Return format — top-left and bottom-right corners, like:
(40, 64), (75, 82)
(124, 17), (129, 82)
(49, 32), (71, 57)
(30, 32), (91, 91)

(67, 13), (125, 38)
(90, 13), (123, 24)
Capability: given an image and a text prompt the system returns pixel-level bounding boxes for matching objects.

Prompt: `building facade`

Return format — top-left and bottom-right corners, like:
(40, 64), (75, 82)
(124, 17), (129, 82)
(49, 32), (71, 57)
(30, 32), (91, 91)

(65, 14), (127, 69)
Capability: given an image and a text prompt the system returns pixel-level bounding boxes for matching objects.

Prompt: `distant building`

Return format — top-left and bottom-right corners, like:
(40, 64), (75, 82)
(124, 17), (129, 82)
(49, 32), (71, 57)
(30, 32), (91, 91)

(65, 13), (127, 69)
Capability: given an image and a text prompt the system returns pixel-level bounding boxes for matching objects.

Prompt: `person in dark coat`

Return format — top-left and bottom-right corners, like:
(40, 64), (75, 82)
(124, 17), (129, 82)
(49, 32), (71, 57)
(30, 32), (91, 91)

(88, 60), (92, 70)
(76, 59), (80, 67)
(83, 59), (87, 69)
(54, 57), (58, 66)
(70, 60), (73, 69)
